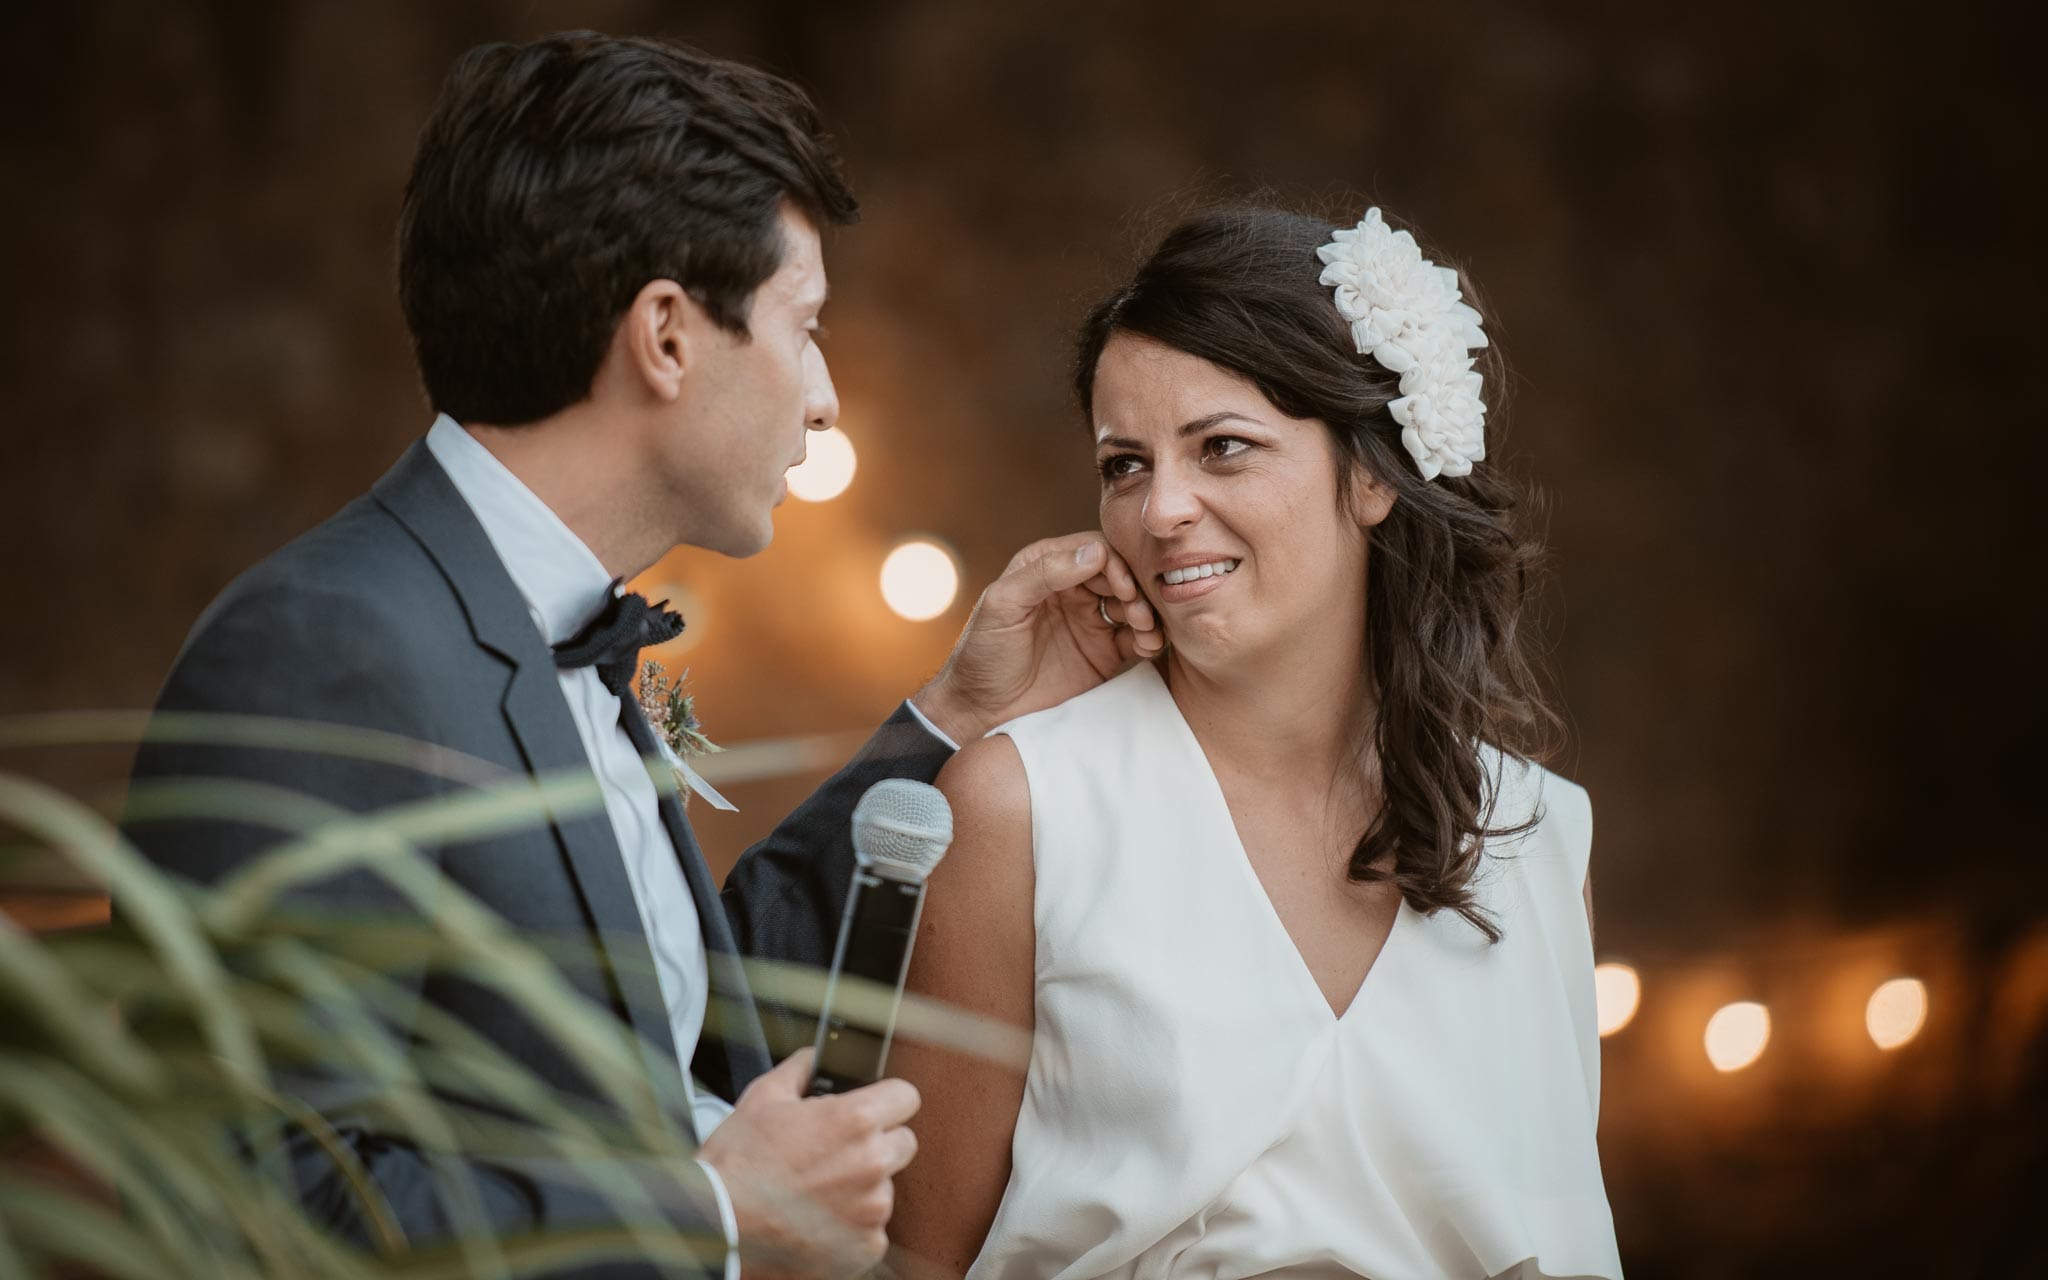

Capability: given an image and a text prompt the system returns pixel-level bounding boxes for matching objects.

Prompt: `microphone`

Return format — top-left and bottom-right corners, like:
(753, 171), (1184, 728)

(805, 779), (953, 1096)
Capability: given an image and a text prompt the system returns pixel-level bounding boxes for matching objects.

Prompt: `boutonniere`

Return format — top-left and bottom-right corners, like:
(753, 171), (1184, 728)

(636, 659), (723, 805)
(637, 658), (720, 760)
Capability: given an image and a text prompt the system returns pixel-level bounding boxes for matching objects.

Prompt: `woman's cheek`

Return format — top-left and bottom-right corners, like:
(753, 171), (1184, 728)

(1099, 494), (1140, 557)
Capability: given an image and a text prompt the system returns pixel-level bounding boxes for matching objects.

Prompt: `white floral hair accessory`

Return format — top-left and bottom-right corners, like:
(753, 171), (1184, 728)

(1316, 208), (1490, 481)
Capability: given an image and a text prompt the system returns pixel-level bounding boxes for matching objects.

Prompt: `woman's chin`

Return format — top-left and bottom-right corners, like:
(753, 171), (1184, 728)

(1164, 616), (1250, 672)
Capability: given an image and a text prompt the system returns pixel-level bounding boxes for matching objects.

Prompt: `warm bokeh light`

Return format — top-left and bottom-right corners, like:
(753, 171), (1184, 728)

(1704, 1001), (1771, 1072)
(1866, 977), (1928, 1050)
(787, 426), (857, 502)
(880, 538), (961, 621)
(1594, 962), (1642, 1036)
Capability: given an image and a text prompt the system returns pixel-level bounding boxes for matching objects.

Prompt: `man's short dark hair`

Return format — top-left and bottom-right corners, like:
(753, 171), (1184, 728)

(398, 32), (858, 426)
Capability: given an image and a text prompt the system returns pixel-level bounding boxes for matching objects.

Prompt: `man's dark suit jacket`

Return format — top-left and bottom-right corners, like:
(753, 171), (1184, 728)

(124, 441), (955, 1275)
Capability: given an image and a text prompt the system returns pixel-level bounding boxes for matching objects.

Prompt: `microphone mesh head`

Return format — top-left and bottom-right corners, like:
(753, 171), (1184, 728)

(851, 779), (954, 882)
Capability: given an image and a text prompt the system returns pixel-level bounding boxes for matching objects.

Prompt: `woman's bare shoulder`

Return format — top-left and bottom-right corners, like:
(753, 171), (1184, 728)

(936, 733), (1032, 833)
(923, 733), (1035, 946)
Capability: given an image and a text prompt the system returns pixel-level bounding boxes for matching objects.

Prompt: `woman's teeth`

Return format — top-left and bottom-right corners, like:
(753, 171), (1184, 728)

(1161, 559), (1241, 586)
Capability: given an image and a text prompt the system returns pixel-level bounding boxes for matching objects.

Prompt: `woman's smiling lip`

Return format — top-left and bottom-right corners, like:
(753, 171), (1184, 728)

(1152, 553), (1243, 604)
(1158, 572), (1233, 605)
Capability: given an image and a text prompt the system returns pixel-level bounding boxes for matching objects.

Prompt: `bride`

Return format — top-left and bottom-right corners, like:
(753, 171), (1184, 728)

(888, 206), (1622, 1279)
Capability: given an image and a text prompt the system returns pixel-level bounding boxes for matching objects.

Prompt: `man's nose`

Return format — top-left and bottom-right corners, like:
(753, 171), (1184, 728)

(805, 344), (839, 431)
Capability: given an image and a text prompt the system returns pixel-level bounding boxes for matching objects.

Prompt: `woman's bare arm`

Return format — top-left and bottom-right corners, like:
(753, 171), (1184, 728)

(887, 734), (1037, 1276)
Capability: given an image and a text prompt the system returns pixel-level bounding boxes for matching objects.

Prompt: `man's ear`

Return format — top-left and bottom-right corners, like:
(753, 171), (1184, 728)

(1348, 461), (1398, 529)
(616, 278), (712, 403)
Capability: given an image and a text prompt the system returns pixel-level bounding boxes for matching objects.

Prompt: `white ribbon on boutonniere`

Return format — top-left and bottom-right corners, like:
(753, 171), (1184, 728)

(637, 659), (737, 812)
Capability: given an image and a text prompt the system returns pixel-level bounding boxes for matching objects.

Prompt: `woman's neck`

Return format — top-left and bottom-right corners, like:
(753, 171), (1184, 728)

(1164, 619), (1373, 792)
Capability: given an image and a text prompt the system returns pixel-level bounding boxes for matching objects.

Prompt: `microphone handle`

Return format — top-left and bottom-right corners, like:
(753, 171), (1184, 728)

(806, 867), (926, 1095)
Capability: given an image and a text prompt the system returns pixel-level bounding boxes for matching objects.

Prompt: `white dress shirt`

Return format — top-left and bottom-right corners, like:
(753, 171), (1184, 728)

(425, 416), (741, 1274)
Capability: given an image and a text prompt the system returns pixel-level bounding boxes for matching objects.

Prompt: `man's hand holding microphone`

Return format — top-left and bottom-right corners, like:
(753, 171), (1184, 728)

(698, 1048), (919, 1277)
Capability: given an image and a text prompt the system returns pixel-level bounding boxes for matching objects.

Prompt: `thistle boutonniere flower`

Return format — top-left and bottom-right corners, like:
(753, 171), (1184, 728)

(636, 660), (720, 797)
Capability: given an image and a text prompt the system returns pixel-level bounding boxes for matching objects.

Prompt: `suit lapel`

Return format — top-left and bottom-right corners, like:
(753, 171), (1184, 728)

(370, 442), (682, 1075)
(645, 756), (774, 1099)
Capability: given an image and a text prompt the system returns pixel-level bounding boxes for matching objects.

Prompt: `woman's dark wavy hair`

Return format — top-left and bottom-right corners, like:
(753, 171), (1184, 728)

(1076, 207), (1562, 941)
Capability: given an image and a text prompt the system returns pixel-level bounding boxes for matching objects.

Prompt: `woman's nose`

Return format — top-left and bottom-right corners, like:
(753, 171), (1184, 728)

(1141, 467), (1201, 537)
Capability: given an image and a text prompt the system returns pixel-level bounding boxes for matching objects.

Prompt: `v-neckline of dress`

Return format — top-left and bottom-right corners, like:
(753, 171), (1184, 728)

(1139, 662), (1409, 1024)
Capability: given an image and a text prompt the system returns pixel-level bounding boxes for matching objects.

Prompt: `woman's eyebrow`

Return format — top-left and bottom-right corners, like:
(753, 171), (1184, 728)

(1177, 410), (1262, 437)
(1095, 411), (1264, 451)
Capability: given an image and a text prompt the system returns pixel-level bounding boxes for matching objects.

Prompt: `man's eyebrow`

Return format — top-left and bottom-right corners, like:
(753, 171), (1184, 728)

(787, 281), (828, 314)
(1094, 411), (1264, 451)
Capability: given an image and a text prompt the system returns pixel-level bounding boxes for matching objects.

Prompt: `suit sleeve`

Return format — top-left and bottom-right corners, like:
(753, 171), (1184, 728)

(719, 703), (955, 975)
(125, 578), (728, 1274)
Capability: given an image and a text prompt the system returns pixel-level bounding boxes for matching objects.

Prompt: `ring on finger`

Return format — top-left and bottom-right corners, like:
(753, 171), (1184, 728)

(1098, 596), (1117, 628)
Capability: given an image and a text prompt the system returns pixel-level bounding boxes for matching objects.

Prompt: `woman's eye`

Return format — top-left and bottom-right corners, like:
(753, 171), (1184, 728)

(1097, 454), (1143, 481)
(1205, 436), (1252, 461)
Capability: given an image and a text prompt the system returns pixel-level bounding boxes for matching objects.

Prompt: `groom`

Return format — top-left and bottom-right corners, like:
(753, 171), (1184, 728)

(124, 31), (1157, 1280)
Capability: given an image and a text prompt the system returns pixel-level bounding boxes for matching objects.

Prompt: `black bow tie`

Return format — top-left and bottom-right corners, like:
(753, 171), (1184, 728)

(551, 582), (685, 696)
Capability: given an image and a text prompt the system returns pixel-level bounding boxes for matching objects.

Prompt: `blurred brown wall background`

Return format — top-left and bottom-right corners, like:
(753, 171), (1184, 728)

(2, 0), (2042, 1273)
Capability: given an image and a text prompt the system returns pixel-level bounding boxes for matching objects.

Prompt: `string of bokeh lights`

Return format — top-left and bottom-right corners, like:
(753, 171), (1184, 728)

(786, 426), (963, 622)
(1594, 961), (1930, 1070)
(794, 431), (1942, 1079)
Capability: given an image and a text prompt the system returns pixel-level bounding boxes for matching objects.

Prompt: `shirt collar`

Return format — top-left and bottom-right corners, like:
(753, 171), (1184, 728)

(424, 414), (616, 646)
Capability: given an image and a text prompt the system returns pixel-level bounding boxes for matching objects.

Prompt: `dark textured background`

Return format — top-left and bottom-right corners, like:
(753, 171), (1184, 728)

(3, 1), (2042, 1272)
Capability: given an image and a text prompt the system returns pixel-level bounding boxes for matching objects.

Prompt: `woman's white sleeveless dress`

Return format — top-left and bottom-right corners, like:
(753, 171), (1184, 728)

(971, 662), (1622, 1279)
